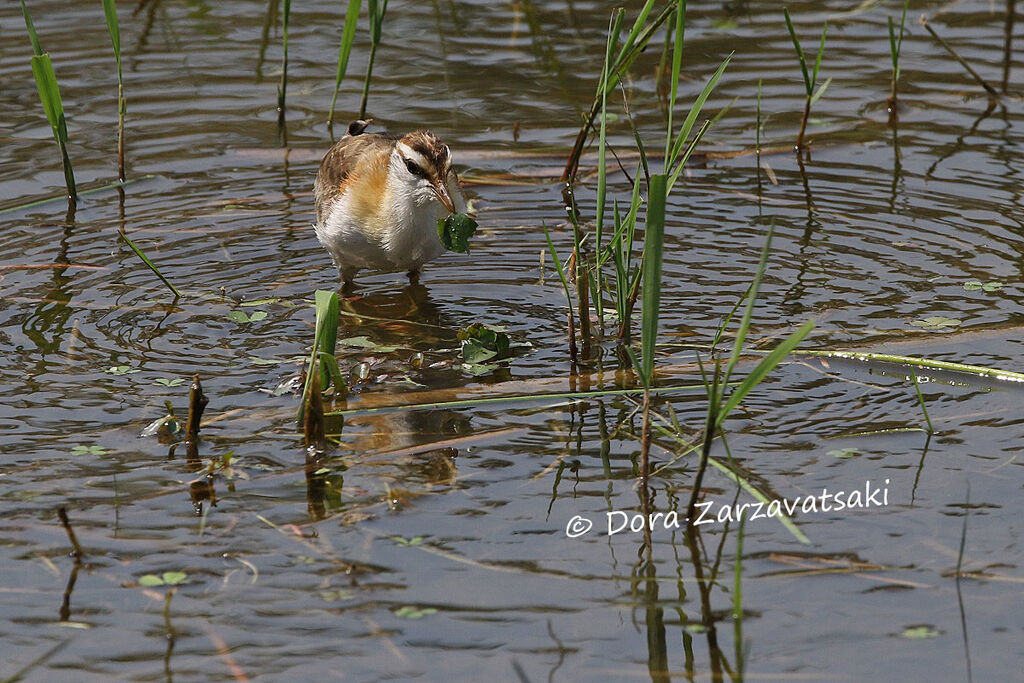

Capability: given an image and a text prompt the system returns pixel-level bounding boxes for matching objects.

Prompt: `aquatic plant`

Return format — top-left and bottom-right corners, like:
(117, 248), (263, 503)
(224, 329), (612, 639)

(277, 0), (292, 127)
(783, 7), (830, 153)
(359, 0), (390, 119)
(298, 290), (345, 427)
(20, 0), (76, 207)
(101, 0), (126, 181)
(327, 0), (362, 130)
(887, 0), (909, 116)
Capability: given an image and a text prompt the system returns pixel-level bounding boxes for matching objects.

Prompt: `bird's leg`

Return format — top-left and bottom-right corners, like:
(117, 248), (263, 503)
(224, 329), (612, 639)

(406, 268), (421, 286)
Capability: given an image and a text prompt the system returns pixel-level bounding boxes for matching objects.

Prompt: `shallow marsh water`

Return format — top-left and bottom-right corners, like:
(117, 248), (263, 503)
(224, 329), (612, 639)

(1, 0), (1022, 680)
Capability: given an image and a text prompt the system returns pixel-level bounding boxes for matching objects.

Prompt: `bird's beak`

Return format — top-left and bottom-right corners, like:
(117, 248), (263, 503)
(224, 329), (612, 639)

(431, 178), (456, 214)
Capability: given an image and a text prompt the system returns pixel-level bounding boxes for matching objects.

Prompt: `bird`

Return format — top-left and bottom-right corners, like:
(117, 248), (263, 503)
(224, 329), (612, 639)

(313, 120), (467, 288)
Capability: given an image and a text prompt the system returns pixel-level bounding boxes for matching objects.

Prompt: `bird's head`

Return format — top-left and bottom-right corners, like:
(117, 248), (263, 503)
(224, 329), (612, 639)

(389, 131), (459, 214)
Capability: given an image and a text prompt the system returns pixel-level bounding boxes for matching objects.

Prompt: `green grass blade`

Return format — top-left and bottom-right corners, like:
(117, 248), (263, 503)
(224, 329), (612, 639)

(118, 231), (181, 299)
(319, 351), (347, 395)
(328, 0), (362, 126)
(809, 75), (832, 105)
(783, 7), (811, 96)
(20, 0), (43, 56)
(595, 10), (624, 254)
(717, 319), (815, 426)
(614, 0), (657, 66)
(911, 371), (934, 434)
(101, 0), (121, 62)
(724, 225), (773, 384)
(706, 454), (811, 544)
(666, 118), (709, 192)
(810, 22), (828, 90)
(29, 54), (62, 135)
(542, 222), (574, 317)
(667, 53), (732, 170)
(888, 16), (898, 71)
(298, 289), (341, 424)
(664, 0), (687, 168)
(639, 174), (667, 385)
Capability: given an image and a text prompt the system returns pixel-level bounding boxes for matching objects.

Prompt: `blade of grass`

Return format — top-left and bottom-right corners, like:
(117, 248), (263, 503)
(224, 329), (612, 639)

(717, 319), (815, 425)
(327, 0), (362, 129)
(723, 225), (773, 385)
(118, 231), (182, 299)
(102, 0), (126, 181)
(358, 0), (390, 119)
(664, 0), (686, 170)
(298, 289), (341, 425)
(639, 174), (667, 386)
(21, 0), (76, 205)
(911, 370), (935, 434)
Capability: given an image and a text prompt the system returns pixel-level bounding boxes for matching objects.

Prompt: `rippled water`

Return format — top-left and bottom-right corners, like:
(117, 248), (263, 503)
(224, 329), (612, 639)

(1, 0), (1022, 679)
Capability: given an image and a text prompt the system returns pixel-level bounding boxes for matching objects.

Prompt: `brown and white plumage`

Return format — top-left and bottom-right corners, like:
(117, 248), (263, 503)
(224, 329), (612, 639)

(313, 120), (466, 286)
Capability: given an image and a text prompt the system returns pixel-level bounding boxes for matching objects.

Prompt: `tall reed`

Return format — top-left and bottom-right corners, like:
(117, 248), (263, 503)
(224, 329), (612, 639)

(887, 0), (909, 116)
(20, 0), (76, 207)
(277, 0), (292, 128)
(783, 7), (829, 153)
(359, 0), (389, 120)
(327, 0), (362, 130)
(101, 0), (126, 181)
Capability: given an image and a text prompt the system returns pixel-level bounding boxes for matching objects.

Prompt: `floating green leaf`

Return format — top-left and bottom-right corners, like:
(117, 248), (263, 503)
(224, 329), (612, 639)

(138, 571), (187, 587)
(104, 365), (139, 375)
(227, 310), (267, 324)
(963, 280), (1002, 292)
(458, 323), (511, 364)
(394, 605), (438, 619)
(154, 378), (185, 387)
(911, 316), (961, 330)
(338, 336), (402, 353)
(901, 626), (940, 639)
(71, 445), (107, 456)
(436, 213), (478, 254)
(827, 447), (860, 459)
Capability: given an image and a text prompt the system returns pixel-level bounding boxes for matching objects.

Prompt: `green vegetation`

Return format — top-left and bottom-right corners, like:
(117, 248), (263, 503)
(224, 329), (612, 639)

(327, 0), (362, 129)
(20, 0), (76, 208)
(783, 7), (830, 153)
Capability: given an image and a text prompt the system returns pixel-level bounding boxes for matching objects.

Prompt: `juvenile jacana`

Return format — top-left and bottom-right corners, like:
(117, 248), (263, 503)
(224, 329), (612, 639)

(313, 120), (467, 287)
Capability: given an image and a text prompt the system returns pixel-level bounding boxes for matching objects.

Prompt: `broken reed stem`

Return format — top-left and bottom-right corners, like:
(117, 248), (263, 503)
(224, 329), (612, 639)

(921, 18), (1001, 100)
(186, 374), (208, 442)
(57, 506), (84, 563)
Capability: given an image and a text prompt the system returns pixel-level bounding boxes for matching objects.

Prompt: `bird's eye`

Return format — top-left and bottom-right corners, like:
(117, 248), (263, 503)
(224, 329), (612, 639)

(404, 159), (425, 178)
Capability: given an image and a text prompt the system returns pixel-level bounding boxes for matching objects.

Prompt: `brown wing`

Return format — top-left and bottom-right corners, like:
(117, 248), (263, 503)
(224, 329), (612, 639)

(314, 130), (397, 224)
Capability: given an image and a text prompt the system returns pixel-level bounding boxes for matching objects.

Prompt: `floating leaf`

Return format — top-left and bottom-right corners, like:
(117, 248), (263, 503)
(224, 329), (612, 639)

(901, 626), (940, 639)
(104, 365), (139, 375)
(320, 589), (354, 602)
(436, 213), (478, 254)
(138, 574), (164, 586)
(394, 605), (438, 619)
(71, 445), (107, 456)
(392, 536), (425, 546)
(827, 447), (860, 459)
(227, 311), (248, 323)
(910, 316), (961, 330)
(458, 323), (511, 364)
(240, 297), (281, 307)
(338, 336), (402, 353)
(161, 571), (188, 585)
(154, 378), (185, 387)
(964, 280), (1002, 292)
